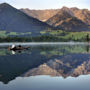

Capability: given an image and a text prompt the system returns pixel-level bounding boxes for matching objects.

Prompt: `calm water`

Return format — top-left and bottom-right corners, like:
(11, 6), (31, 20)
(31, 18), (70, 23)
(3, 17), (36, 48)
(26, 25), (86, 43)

(0, 43), (90, 90)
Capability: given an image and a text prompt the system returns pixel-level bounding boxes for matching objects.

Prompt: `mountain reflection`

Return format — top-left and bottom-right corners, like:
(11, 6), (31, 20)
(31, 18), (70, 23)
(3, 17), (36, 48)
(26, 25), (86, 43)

(0, 44), (90, 84)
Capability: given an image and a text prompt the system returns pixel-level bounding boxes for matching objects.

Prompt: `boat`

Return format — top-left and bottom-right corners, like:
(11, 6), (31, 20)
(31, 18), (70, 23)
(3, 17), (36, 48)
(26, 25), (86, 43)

(8, 45), (29, 51)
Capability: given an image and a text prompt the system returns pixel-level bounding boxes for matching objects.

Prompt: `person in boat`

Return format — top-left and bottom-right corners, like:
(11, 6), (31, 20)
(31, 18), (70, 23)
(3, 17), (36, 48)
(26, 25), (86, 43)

(10, 44), (17, 50)
(17, 45), (24, 50)
(11, 44), (16, 49)
(9, 44), (29, 51)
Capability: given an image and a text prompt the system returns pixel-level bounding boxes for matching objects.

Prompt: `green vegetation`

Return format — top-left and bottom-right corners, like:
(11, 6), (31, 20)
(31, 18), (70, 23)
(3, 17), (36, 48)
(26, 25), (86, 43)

(20, 32), (32, 35)
(40, 31), (46, 34)
(49, 30), (63, 35)
(59, 32), (90, 41)
(0, 30), (90, 42)
(0, 31), (32, 38)
(40, 30), (90, 42)
(40, 45), (90, 58)
(7, 32), (18, 36)
(0, 45), (90, 56)
(0, 31), (7, 37)
(0, 49), (7, 56)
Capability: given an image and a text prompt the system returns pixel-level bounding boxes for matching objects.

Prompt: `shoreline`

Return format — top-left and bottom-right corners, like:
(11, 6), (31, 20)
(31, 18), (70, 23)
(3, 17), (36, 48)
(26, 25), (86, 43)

(0, 42), (90, 46)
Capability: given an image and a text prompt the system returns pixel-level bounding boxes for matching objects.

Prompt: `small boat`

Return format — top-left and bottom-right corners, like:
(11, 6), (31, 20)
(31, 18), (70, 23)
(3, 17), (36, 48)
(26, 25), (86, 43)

(8, 45), (29, 51)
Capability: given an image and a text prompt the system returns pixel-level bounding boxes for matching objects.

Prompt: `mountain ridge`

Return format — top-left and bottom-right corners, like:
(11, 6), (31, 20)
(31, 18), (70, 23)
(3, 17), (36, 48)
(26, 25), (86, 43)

(21, 6), (90, 25)
(0, 3), (89, 34)
(20, 8), (59, 22)
(47, 9), (89, 31)
(0, 3), (55, 36)
(22, 54), (90, 78)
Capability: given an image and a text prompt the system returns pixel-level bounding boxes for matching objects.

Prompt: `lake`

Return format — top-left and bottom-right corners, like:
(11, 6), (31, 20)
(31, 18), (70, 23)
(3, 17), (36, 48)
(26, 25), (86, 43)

(0, 43), (90, 90)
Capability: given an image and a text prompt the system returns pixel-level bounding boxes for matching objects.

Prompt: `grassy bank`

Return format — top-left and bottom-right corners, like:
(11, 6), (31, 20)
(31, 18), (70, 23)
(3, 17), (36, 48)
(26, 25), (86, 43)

(0, 30), (90, 42)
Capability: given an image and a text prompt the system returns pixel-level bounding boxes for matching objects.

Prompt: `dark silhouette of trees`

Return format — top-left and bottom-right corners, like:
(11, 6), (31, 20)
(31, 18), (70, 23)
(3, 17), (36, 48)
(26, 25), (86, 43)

(86, 34), (89, 42)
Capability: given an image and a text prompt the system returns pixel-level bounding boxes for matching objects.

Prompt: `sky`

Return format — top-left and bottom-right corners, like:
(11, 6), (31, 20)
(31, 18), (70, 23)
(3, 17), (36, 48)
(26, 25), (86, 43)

(0, 0), (90, 10)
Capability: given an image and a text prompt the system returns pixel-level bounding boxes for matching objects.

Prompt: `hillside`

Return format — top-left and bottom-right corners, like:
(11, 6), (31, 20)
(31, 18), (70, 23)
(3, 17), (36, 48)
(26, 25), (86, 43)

(0, 3), (89, 38)
(58, 7), (90, 25)
(21, 7), (90, 31)
(46, 9), (89, 31)
(21, 8), (59, 22)
(71, 7), (90, 25)
(23, 54), (90, 78)
(21, 7), (90, 26)
(0, 3), (55, 36)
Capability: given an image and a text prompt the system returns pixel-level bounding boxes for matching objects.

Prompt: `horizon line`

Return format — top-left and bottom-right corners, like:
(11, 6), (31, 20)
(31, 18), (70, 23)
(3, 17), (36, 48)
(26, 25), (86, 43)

(0, 2), (90, 10)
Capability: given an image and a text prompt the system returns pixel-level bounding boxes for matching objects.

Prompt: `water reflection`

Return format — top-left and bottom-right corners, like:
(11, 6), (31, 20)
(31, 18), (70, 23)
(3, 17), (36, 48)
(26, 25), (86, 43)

(0, 44), (90, 84)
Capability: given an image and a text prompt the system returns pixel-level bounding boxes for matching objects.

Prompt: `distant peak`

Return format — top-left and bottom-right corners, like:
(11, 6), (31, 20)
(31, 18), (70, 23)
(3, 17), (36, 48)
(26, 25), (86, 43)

(61, 6), (79, 11)
(0, 3), (12, 8)
(61, 6), (69, 10)
(60, 6), (74, 17)
(61, 6), (70, 13)
(71, 7), (79, 10)
(0, 2), (9, 6)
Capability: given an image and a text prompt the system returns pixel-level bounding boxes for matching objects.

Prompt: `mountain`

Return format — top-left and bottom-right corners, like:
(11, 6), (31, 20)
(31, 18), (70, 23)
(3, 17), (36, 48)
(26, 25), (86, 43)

(0, 3), (55, 36)
(70, 7), (90, 25)
(21, 7), (90, 31)
(21, 7), (90, 26)
(0, 49), (50, 84)
(21, 8), (59, 22)
(57, 7), (90, 25)
(46, 8), (89, 31)
(23, 54), (90, 78)
(0, 3), (89, 36)
(0, 45), (90, 84)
